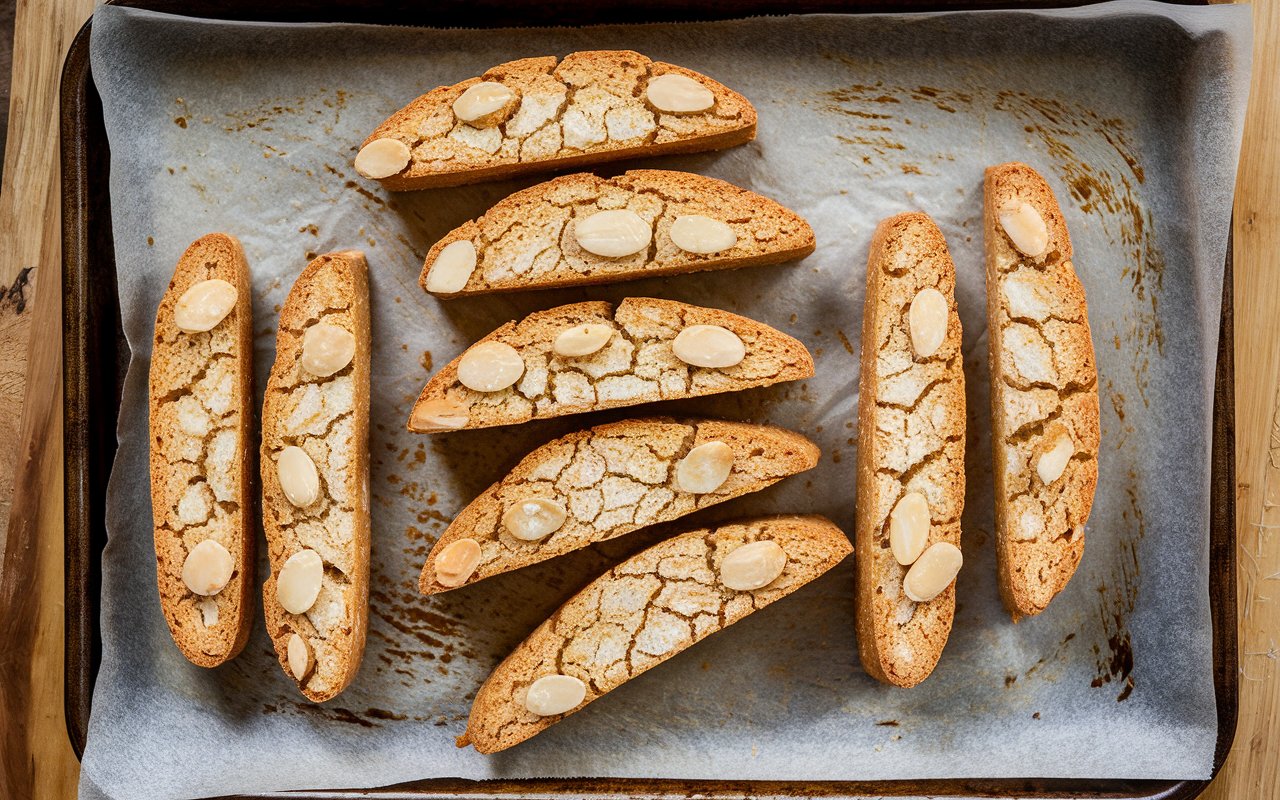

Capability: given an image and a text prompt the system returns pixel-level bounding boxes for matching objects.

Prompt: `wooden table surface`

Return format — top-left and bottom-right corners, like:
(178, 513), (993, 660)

(1, 1), (1276, 798)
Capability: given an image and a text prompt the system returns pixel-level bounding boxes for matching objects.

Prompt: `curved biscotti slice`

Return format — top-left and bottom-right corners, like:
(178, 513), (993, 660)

(460, 515), (851, 753)
(420, 170), (814, 296)
(355, 51), (755, 191)
(420, 418), (820, 594)
(148, 233), (255, 667)
(408, 298), (813, 433)
(984, 163), (1099, 621)
(261, 251), (371, 702)
(854, 213), (966, 688)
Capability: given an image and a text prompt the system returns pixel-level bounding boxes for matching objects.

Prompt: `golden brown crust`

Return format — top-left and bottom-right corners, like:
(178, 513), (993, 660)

(419, 417), (820, 594)
(360, 51), (756, 191)
(420, 170), (814, 296)
(407, 298), (814, 433)
(854, 213), (966, 687)
(260, 251), (371, 702)
(983, 163), (1100, 621)
(460, 515), (851, 753)
(148, 233), (255, 667)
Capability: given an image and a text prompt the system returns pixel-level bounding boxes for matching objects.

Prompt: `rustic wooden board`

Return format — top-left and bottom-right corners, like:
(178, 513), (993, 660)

(1, 1), (1276, 798)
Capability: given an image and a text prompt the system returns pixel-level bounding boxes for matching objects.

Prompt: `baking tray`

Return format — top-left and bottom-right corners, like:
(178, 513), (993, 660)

(59, 1), (1238, 798)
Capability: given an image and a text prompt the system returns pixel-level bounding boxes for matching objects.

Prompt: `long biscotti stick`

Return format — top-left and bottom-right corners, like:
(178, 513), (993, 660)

(420, 170), (814, 296)
(149, 233), (255, 667)
(460, 515), (851, 753)
(984, 163), (1099, 621)
(261, 251), (371, 702)
(407, 298), (813, 434)
(854, 213), (966, 688)
(420, 417), (820, 594)
(354, 51), (755, 191)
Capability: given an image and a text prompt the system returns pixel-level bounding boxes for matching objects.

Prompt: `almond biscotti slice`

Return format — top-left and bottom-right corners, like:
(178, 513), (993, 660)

(421, 417), (820, 594)
(420, 170), (814, 296)
(460, 515), (850, 753)
(408, 298), (813, 433)
(149, 233), (255, 667)
(354, 51), (755, 191)
(984, 163), (1099, 621)
(261, 251), (371, 702)
(854, 213), (966, 688)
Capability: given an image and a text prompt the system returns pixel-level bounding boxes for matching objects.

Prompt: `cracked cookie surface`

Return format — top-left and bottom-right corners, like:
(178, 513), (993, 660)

(261, 251), (371, 702)
(408, 298), (813, 433)
(460, 515), (851, 753)
(149, 233), (255, 667)
(360, 51), (755, 191)
(984, 163), (1100, 621)
(420, 417), (820, 594)
(854, 213), (966, 688)
(420, 170), (814, 295)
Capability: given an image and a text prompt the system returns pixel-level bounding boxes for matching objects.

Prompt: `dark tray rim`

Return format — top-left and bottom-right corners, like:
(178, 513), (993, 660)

(59, 2), (1239, 798)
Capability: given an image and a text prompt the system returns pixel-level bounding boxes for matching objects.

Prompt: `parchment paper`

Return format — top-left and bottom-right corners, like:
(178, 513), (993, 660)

(81, 3), (1251, 798)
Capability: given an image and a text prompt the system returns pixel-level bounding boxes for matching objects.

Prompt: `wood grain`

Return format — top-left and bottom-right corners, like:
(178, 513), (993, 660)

(0, 1), (1275, 799)
(1201, 0), (1280, 796)
(0, 0), (94, 798)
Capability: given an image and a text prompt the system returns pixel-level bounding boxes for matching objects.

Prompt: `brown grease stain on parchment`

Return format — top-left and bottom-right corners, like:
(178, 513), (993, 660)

(817, 68), (1159, 702)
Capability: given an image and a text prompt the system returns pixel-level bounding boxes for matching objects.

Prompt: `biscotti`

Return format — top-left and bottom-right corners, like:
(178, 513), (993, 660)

(420, 170), (814, 296)
(854, 213), (966, 688)
(408, 298), (813, 433)
(421, 418), (820, 594)
(148, 233), (255, 667)
(261, 250), (371, 701)
(984, 163), (1099, 621)
(459, 515), (851, 753)
(355, 51), (755, 190)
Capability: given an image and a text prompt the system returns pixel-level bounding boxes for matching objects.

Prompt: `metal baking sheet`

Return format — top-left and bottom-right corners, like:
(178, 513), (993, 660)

(57, 1), (1239, 798)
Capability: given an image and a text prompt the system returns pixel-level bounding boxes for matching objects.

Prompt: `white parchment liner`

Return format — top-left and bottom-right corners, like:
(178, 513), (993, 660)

(81, 3), (1250, 797)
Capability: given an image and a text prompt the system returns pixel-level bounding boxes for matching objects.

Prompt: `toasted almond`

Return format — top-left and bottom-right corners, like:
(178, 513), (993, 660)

(301, 322), (356, 377)
(425, 240), (478, 294)
(903, 542), (962, 602)
(410, 396), (469, 432)
(354, 137), (411, 180)
(276, 549), (324, 615)
(1036, 429), (1075, 485)
(457, 341), (524, 393)
(998, 201), (1049, 257)
(452, 81), (516, 126)
(287, 632), (313, 681)
(645, 73), (715, 113)
(669, 215), (737, 254)
(174, 279), (237, 333)
(502, 498), (567, 542)
(181, 539), (235, 596)
(889, 492), (930, 566)
(719, 540), (787, 591)
(277, 446), (321, 507)
(573, 209), (651, 258)
(552, 323), (613, 358)
(524, 674), (587, 716)
(908, 287), (948, 358)
(435, 538), (482, 587)
(672, 324), (745, 369)
(675, 441), (734, 494)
